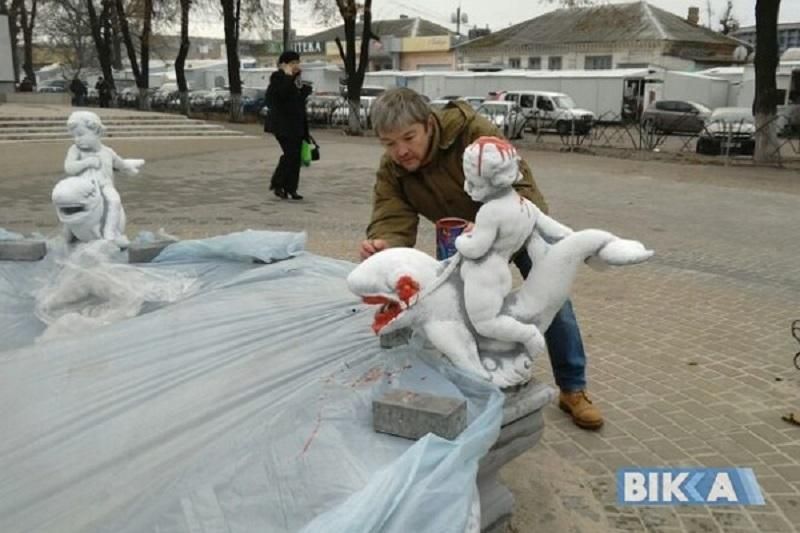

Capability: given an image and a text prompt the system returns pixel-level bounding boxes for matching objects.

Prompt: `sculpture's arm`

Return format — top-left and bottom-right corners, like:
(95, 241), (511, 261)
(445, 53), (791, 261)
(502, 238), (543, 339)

(535, 212), (573, 243)
(111, 149), (145, 176)
(455, 206), (498, 259)
(64, 145), (97, 175)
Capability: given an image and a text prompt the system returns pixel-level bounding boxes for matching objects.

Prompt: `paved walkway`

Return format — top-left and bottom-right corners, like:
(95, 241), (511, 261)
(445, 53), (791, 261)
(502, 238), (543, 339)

(1, 128), (799, 532)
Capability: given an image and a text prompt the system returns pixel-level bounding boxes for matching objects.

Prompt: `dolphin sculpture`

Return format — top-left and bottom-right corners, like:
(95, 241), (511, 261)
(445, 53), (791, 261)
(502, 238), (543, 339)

(347, 231), (653, 388)
(51, 174), (126, 245)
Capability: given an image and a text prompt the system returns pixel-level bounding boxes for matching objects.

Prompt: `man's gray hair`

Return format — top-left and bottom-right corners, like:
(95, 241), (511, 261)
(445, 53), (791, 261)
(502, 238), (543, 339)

(370, 88), (431, 135)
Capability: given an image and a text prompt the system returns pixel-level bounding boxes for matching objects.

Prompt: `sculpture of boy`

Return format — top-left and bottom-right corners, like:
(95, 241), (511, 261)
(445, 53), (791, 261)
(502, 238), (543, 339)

(455, 137), (571, 360)
(62, 111), (144, 247)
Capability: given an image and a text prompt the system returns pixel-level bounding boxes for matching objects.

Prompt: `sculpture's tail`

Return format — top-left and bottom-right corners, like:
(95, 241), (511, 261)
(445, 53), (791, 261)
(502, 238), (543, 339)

(508, 230), (652, 325)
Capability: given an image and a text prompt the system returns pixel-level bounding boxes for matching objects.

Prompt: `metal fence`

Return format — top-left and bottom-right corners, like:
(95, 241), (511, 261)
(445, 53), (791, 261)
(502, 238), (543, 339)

(520, 111), (800, 166)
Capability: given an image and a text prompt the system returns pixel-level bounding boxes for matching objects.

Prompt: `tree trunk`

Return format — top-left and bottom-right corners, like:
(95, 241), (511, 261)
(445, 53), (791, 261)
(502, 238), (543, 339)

(138, 0), (152, 110)
(335, 0), (376, 135)
(347, 97), (362, 133)
(18, 0), (36, 85)
(109, 0), (122, 70)
(86, 0), (116, 101)
(221, 0), (242, 122)
(282, 0), (291, 52)
(176, 0), (191, 116)
(753, 0), (782, 163)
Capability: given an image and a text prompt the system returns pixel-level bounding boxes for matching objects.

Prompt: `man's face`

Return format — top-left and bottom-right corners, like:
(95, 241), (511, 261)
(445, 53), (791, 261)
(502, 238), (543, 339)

(378, 118), (433, 172)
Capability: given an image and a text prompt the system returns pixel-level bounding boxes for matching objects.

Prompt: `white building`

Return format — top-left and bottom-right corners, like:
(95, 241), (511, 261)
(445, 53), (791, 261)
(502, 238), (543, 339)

(457, 1), (745, 73)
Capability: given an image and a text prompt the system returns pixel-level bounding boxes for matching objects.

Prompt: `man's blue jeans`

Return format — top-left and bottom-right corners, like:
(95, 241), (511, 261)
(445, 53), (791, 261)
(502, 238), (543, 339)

(513, 250), (587, 392)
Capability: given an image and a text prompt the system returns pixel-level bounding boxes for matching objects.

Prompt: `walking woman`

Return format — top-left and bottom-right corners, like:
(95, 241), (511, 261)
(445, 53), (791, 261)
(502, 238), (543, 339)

(266, 51), (311, 200)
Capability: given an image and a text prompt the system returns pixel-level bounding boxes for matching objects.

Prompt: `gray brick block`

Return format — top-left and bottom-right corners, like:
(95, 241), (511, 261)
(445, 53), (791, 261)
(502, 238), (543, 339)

(379, 327), (411, 349)
(0, 239), (46, 261)
(128, 240), (176, 263)
(372, 389), (466, 441)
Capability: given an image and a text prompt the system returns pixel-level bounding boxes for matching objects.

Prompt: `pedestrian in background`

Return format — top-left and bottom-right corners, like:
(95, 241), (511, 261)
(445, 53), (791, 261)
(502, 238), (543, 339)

(265, 50), (311, 200)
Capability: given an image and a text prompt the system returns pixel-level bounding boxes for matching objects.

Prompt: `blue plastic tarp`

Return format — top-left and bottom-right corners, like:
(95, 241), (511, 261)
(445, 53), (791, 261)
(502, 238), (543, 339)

(0, 230), (503, 533)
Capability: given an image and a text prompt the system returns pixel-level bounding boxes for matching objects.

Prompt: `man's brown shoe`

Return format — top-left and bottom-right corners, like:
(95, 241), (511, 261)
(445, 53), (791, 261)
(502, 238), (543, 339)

(559, 390), (604, 430)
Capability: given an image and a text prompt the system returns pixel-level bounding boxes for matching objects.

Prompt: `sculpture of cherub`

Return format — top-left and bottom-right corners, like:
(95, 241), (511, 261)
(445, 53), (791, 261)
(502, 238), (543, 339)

(62, 111), (144, 247)
(455, 136), (572, 361)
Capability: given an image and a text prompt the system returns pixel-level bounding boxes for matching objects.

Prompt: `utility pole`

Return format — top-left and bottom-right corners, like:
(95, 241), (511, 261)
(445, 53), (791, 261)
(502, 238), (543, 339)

(451, 2), (467, 36)
(283, 0), (291, 52)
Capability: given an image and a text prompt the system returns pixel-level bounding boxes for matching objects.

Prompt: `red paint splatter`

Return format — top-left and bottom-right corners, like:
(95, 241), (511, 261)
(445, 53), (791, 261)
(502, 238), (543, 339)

(299, 411), (323, 457)
(395, 275), (420, 304)
(473, 136), (516, 177)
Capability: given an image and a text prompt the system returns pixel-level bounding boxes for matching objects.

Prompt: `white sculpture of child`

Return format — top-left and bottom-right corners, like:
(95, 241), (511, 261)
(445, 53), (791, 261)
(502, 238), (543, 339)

(63, 111), (144, 247)
(455, 136), (572, 361)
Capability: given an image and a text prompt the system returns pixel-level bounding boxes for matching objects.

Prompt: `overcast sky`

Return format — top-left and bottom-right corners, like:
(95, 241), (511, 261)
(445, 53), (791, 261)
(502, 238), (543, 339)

(183, 1), (800, 39)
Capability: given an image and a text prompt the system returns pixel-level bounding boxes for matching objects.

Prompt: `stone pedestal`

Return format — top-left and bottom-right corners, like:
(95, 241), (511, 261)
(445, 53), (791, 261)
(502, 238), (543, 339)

(0, 239), (47, 261)
(128, 240), (176, 263)
(479, 381), (556, 532)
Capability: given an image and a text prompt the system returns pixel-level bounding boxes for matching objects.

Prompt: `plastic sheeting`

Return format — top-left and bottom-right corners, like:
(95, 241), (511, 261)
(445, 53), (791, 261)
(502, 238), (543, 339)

(0, 230), (504, 533)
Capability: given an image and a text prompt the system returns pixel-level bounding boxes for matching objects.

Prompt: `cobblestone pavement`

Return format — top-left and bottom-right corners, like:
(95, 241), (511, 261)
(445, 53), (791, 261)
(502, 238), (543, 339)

(1, 125), (799, 533)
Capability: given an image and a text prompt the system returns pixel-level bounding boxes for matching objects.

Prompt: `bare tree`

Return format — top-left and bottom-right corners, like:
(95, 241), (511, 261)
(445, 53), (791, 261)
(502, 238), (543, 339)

(718, 0), (739, 35)
(175, 0), (191, 115)
(114, 0), (153, 110)
(753, 0), (782, 163)
(282, 0), (290, 51)
(220, 0), (243, 121)
(86, 0), (117, 100)
(14, 0), (37, 84)
(38, 0), (98, 76)
(333, 0), (378, 135)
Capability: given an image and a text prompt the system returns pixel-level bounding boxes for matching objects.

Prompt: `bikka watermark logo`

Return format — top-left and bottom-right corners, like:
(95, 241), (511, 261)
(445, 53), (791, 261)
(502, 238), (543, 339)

(617, 468), (764, 505)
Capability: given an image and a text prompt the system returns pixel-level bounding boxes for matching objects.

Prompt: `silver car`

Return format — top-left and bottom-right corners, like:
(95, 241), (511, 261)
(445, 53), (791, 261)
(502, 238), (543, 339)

(696, 107), (756, 156)
(476, 102), (526, 139)
(641, 100), (711, 134)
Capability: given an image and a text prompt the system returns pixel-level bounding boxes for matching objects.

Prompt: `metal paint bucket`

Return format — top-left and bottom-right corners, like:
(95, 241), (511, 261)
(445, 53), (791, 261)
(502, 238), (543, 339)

(435, 217), (468, 260)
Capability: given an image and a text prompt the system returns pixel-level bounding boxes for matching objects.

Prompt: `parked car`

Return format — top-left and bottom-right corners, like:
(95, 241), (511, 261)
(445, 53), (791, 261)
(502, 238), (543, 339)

(306, 95), (342, 125)
(475, 101), (526, 139)
(332, 96), (376, 128)
(35, 79), (68, 93)
(641, 100), (711, 134)
(458, 96), (485, 109)
(499, 90), (595, 135)
(696, 107), (756, 156)
(429, 99), (451, 110)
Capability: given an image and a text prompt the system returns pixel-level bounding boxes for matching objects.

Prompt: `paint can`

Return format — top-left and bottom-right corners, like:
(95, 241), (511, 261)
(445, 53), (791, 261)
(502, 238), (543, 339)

(435, 217), (468, 260)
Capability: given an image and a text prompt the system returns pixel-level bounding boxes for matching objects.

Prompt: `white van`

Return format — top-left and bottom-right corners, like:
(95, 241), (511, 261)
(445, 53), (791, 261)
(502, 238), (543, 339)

(499, 90), (596, 134)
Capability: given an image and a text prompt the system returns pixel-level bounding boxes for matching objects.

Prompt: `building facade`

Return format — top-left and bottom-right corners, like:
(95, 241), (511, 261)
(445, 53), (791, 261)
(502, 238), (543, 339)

(457, 2), (743, 72)
(733, 22), (800, 57)
(297, 17), (455, 72)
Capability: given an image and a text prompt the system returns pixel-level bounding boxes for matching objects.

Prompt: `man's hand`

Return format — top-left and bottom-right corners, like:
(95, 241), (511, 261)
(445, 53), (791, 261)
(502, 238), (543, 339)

(359, 239), (388, 260)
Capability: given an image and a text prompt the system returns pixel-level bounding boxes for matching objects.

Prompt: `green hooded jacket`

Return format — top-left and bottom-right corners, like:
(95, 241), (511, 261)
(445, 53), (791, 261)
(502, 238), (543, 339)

(366, 101), (549, 247)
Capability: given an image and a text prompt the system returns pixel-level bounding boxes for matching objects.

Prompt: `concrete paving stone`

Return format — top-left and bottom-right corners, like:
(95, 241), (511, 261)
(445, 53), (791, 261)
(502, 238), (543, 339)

(607, 436), (648, 453)
(574, 459), (613, 477)
(772, 465), (800, 484)
(745, 512), (795, 533)
(642, 439), (690, 462)
(608, 513), (646, 531)
(757, 476), (798, 495)
(592, 450), (637, 471)
(759, 453), (796, 468)
(620, 419), (660, 441)
(638, 507), (681, 529)
(771, 494), (800, 523)
(728, 432), (778, 456)
(550, 441), (589, 460)
(678, 515), (723, 533)
(709, 510), (756, 530)
(653, 424), (693, 441)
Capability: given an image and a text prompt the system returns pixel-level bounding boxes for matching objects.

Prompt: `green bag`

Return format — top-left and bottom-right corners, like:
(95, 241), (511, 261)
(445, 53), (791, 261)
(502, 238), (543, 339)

(301, 140), (313, 167)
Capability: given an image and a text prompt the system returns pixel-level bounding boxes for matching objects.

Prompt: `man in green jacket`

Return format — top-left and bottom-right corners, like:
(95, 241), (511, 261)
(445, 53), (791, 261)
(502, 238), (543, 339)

(360, 88), (603, 430)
